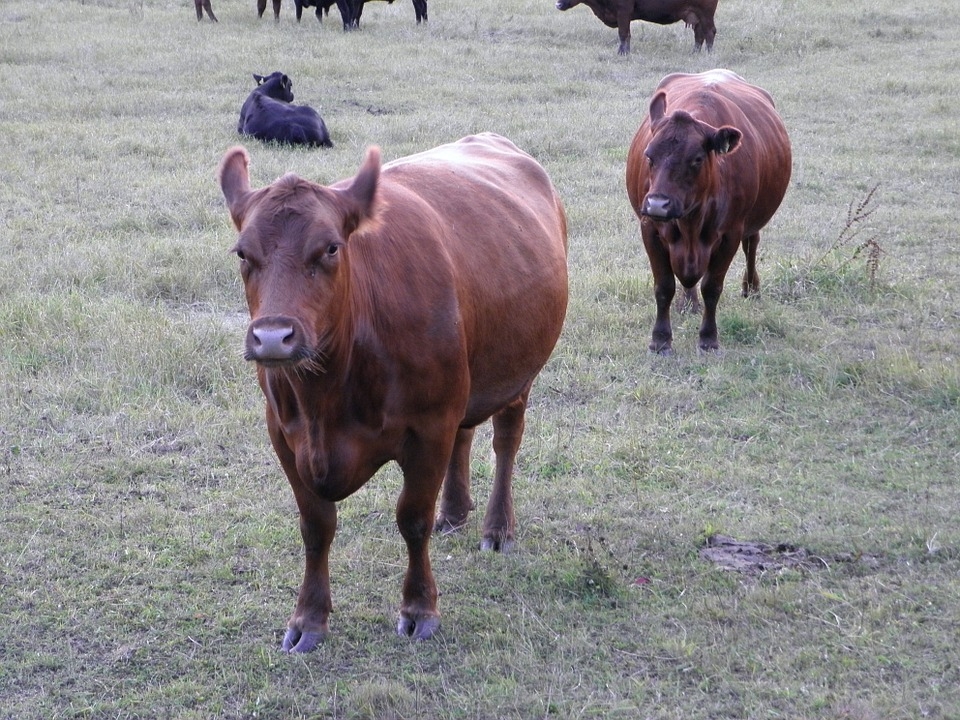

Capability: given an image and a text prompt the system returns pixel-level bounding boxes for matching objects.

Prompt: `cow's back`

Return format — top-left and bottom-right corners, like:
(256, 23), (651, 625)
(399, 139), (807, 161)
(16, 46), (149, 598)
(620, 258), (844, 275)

(343, 133), (568, 425)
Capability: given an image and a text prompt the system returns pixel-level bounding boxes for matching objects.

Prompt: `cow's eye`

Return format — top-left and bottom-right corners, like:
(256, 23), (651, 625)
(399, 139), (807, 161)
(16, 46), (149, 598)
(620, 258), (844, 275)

(235, 250), (247, 262)
(327, 243), (340, 257)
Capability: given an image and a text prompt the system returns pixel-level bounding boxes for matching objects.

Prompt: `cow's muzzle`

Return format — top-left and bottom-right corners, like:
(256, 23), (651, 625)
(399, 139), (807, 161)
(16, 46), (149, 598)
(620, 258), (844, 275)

(245, 315), (308, 365)
(640, 194), (680, 220)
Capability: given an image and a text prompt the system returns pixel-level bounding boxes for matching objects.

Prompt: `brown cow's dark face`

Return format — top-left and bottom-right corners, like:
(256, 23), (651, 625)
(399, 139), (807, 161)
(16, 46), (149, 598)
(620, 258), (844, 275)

(219, 146), (381, 369)
(639, 95), (742, 287)
(640, 111), (741, 222)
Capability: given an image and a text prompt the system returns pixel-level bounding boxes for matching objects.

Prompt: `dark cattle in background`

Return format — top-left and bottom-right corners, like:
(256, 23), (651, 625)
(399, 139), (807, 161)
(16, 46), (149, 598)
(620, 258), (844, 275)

(218, 133), (569, 652)
(195, 0), (217, 21)
(556, 0), (717, 55)
(257, 0), (353, 27)
(238, 72), (333, 148)
(257, 0), (282, 19)
(625, 69), (792, 353)
(297, 0), (354, 28)
(348, 0), (428, 27)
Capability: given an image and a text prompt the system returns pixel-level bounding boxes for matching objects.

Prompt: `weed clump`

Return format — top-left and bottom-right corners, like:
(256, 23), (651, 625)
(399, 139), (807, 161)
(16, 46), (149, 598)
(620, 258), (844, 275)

(813, 183), (884, 289)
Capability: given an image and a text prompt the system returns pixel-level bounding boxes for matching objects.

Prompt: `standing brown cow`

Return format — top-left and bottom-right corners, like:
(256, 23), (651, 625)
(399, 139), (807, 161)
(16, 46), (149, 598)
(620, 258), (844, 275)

(219, 133), (569, 652)
(626, 70), (792, 353)
(556, 0), (717, 55)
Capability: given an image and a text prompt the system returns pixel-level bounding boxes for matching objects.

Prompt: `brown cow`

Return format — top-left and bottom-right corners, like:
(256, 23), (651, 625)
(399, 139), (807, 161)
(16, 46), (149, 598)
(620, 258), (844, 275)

(556, 0), (717, 56)
(195, 0), (217, 21)
(219, 133), (569, 652)
(625, 70), (791, 353)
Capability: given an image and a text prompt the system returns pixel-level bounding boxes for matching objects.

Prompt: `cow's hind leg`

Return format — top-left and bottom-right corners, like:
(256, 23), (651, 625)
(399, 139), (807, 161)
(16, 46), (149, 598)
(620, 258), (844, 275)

(202, 0), (218, 21)
(741, 232), (761, 297)
(434, 427), (476, 533)
(481, 389), (530, 553)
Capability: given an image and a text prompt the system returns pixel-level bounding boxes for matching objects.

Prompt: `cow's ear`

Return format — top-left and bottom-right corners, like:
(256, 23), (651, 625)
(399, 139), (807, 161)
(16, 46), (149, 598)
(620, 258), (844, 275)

(710, 127), (743, 156)
(340, 146), (382, 238)
(254, 74), (264, 85)
(649, 91), (668, 124)
(219, 146), (252, 230)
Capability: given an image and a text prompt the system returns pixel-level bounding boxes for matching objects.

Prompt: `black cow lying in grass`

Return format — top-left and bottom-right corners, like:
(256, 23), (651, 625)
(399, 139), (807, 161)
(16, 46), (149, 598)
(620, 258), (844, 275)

(238, 73), (333, 148)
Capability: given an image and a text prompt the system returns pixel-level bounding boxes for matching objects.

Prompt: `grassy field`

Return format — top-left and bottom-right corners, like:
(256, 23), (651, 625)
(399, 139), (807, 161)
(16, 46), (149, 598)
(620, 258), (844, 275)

(2, 0), (959, 717)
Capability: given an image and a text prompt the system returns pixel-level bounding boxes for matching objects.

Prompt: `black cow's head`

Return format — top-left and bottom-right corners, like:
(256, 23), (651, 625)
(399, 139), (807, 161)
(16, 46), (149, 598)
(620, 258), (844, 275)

(253, 72), (295, 104)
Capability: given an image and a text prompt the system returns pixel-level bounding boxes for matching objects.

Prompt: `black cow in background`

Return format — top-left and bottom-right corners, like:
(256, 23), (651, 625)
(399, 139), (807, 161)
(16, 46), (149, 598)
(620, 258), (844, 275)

(349, 0), (428, 27)
(195, 0), (217, 21)
(257, 0), (426, 27)
(257, 0), (352, 27)
(238, 73), (333, 148)
(298, 0), (354, 28)
(257, 0), (282, 19)
(238, 73), (293, 133)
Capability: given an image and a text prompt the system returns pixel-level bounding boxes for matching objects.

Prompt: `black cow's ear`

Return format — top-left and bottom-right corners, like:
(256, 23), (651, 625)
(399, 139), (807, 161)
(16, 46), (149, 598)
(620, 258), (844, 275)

(649, 91), (668, 124)
(711, 127), (743, 155)
(219, 146), (252, 230)
(254, 74), (264, 85)
(339, 146), (382, 238)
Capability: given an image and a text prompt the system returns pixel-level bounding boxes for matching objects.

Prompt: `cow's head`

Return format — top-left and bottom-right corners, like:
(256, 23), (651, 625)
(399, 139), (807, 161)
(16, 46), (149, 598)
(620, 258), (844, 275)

(640, 90), (741, 223)
(219, 146), (382, 368)
(638, 91), (742, 287)
(253, 72), (294, 103)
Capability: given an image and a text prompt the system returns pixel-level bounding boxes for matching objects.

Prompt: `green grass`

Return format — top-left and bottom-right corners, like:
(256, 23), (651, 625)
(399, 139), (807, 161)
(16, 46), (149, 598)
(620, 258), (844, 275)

(2, 0), (960, 717)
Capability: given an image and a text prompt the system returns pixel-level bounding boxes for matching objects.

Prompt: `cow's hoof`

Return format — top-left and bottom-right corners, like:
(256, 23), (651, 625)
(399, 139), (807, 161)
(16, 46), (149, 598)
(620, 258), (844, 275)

(397, 612), (440, 640)
(480, 535), (514, 553)
(281, 626), (326, 653)
(434, 515), (469, 535)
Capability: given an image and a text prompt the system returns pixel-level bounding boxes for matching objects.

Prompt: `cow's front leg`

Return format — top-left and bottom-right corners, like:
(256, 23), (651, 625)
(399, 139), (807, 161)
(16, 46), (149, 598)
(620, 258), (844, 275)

(643, 221), (675, 354)
(395, 441), (449, 639)
(283, 496), (337, 653)
(697, 277), (723, 352)
(698, 237), (739, 352)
